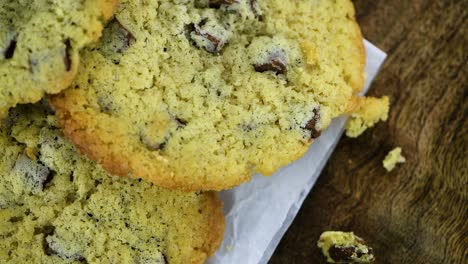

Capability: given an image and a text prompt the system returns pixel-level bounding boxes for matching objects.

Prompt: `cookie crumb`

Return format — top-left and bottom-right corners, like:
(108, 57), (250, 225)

(345, 96), (389, 138)
(318, 231), (375, 263)
(383, 147), (405, 172)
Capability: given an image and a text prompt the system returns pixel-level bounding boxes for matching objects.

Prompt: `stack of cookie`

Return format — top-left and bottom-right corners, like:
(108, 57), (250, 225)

(0, 0), (388, 263)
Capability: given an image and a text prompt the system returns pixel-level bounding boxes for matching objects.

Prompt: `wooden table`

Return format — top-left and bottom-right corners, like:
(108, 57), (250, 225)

(271, 0), (467, 263)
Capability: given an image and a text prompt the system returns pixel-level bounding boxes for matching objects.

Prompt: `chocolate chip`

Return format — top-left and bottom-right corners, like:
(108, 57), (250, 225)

(4, 39), (16, 59)
(100, 18), (136, 57)
(329, 245), (357, 262)
(304, 108), (321, 139)
(190, 19), (230, 54)
(193, 30), (224, 54)
(254, 52), (287, 75)
(63, 39), (72, 71)
(209, 0), (240, 8)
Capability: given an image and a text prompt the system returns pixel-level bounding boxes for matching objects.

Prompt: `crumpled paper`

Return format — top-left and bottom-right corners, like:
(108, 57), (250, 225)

(207, 40), (387, 264)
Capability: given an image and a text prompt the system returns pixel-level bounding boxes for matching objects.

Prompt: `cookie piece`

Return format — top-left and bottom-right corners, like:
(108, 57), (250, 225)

(383, 147), (406, 172)
(318, 231), (375, 263)
(346, 96), (390, 138)
(50, 0), (366, 190)
(0, 0), (117, 118)
(0, 104), (224, 263)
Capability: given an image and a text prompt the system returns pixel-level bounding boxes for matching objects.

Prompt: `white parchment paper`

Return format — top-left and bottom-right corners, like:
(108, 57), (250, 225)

(207, 40), (387, 264)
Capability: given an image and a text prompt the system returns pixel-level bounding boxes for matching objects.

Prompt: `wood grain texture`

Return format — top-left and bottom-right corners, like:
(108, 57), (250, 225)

(270, 0), (467, 263)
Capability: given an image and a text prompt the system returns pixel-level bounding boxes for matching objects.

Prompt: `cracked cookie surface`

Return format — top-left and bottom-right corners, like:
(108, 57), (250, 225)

(0, 0), (117, 118)
(0, 104), (224, 264)
(51, 0), (366, 190)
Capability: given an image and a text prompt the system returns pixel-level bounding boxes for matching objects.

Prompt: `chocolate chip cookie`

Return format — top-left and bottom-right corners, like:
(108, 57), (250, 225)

(0, 104), (224, 263)
(51, 0), (368, 190)
(0, 0), (117, 117)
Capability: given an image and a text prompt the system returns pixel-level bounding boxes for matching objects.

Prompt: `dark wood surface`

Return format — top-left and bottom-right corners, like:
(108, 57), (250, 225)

(271, 0), (467, 263)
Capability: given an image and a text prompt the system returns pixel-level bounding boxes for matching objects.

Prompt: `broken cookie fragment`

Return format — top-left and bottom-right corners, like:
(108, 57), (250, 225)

(318, 231), (375, 263)
(99, 18), (136, 59)
(189, 18), (231, 54)
(383, 147), (405, 172)
(13, 154), (53, 192)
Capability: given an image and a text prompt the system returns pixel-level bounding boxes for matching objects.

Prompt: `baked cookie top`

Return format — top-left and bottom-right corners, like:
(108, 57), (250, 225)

(0, 104), (224, 264)
(51, 0), (365, 190)
(0, 0), (117, 118)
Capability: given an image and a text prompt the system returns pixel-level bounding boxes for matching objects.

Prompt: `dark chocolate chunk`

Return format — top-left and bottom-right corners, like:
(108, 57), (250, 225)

(329, 245), (357, 262)
(64, 39), (72, 71)
(4, 39), (16, 59)
(193, 29), (224, 54)
(254, 52), (287, 75)
(190, 19), (230, 54)
(209, 0), (240, 8)
(304, 108), (321, 139)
